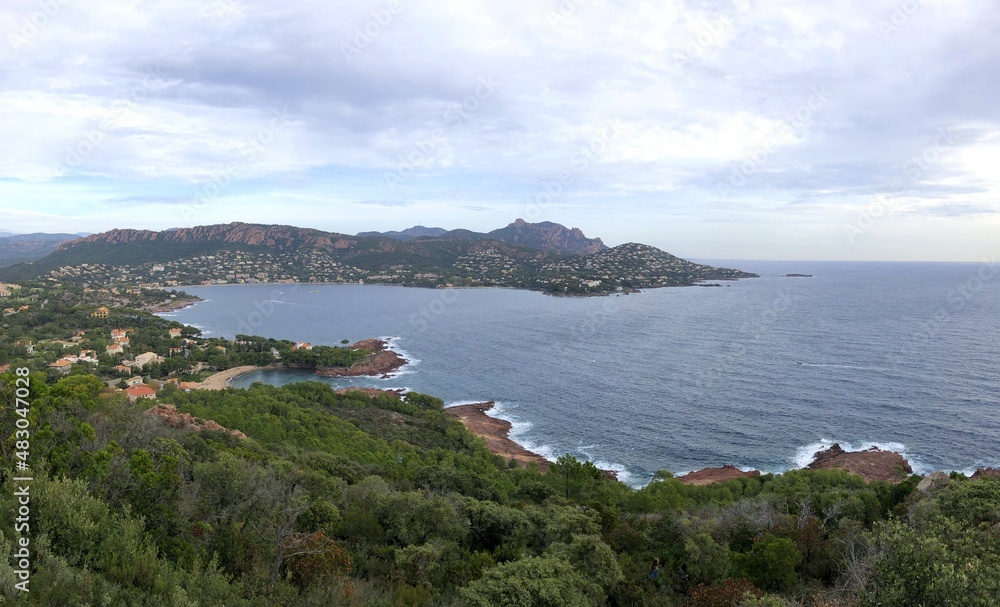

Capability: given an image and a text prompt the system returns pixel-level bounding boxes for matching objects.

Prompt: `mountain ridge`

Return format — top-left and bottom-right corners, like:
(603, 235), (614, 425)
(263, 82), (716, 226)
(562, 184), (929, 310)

(359, 219), (605, 255)
(2, 221), (757, 294)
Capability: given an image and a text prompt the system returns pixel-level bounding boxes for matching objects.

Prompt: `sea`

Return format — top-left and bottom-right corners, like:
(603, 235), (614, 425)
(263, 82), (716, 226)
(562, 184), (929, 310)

(159, 260), (1000, 488)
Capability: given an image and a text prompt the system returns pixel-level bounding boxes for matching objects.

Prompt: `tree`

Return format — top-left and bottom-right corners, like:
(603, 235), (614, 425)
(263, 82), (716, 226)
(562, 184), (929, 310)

(461, 556), (603, 607)
(731, 534), (801, 592)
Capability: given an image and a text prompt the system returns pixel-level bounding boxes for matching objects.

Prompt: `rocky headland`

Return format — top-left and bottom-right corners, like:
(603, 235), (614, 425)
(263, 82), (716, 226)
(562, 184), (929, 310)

(316, 338), (408, 378)
(805, 443), (912, 482)
(677, 465), (761, 486)
(676, 444), (916, 486)
(446, 402), (551, 470)
(970, 468), (1000, 481)
(146, 295), (203, 313)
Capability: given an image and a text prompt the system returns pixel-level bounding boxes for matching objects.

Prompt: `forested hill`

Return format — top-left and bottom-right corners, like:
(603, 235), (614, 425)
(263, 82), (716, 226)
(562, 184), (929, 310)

(0, 221), (757, 294)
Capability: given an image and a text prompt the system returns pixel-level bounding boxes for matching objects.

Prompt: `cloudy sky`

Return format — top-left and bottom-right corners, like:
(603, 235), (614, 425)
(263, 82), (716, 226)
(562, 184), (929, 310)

(1, 0), (998, 260)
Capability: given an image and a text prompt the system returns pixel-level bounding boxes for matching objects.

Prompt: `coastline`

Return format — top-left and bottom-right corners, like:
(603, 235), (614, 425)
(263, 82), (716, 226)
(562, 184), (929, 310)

(148, 296), (204, 313)
(446, 402), (551, 470)
(167, 277), (756, 299)
(314, 338), (409, 378)
(196, 338), (412, 390)
(197, 365), (263, 390)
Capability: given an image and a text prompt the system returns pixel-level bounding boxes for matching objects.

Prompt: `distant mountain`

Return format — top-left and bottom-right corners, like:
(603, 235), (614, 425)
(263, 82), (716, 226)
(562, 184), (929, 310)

(0, 221), (757, 294)
(357, 226), (448, 241)
(0, 232), (84, 268)
(486, 219), (606, 255)
(363, 219), (606, 255)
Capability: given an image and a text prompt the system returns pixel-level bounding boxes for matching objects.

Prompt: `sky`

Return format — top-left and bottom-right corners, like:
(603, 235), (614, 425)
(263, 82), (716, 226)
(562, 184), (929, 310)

(1, 0), (998, 261)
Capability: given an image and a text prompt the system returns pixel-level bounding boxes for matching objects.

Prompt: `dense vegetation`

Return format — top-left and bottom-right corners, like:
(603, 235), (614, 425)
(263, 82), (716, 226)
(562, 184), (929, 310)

(0, 283), (997, 606)
(1, 371), (998, 606)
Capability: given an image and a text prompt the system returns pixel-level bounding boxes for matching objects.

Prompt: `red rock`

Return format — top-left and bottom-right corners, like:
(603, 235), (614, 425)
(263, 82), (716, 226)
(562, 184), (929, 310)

(806, 444), (912, 483)
(677, 465), (761, 486)
(970, 468), (1000, 481)
(144, 404), (247, 440)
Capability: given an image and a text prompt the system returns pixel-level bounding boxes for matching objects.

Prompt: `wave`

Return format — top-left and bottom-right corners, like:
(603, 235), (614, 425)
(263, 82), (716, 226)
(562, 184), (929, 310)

(794, 363), (889, 371)
(486, 402), (558, 463)
(575, 443), (642, 488)
(378, 336), (421, 378)
(792, 439), (934, 474)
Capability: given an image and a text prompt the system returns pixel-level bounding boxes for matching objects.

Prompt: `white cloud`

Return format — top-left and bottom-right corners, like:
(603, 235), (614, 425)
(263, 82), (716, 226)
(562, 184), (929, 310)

(0, 0), (998, 259)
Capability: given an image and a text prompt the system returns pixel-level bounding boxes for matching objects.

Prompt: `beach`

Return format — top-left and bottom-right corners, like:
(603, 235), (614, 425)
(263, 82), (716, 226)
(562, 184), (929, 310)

(198, 365), (261, 390)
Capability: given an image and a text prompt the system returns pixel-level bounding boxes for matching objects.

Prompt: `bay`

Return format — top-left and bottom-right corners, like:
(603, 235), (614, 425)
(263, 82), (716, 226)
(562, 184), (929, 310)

(162, 260), (1000, 487)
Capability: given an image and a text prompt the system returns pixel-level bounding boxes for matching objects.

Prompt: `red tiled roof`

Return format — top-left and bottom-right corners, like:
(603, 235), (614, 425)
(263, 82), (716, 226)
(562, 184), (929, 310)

(126, 386), (157, 397)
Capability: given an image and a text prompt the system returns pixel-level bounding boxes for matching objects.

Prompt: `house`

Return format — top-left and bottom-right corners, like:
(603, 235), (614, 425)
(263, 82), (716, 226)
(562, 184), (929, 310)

(79, 350), (98, 363)
(49, 359), (74, 375)
(92, 306), (110, 318)
(125, 385), (156, 402)
(0, 364), (11, 374)
(16, 341), (34, 354)
(168, 347), (184, 356)
(179, 382), (200, 391)
(124, 376), (145, 387)
(111, 328), (128, 339)
(133, 352), (162, 368)
(115, 365), (133, 375)
(168, 328), (182, 338)
(293, 342), (313, 351)
(106, 344), (123, 356)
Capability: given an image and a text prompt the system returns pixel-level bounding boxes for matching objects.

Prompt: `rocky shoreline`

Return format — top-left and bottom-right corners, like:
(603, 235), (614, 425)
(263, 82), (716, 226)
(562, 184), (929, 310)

(677, 465), (761, 485)
(805, 443), (912, 482)
(678, 443), (915, 486)
(446, 402), (552, 470)
(147, 296), (203, 313)
(315, 338), (408, 378)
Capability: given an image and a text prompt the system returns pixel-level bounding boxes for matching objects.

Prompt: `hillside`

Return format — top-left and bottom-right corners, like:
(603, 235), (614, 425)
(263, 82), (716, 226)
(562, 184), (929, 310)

(357, 225), (448, 241)
(0, 232), (83, 268)
(361, 219), (606, 255)
(0, 221), (757, 294)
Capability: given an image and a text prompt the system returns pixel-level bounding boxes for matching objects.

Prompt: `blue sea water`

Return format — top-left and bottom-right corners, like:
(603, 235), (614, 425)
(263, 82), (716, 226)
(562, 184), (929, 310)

(162, 261), (1000, 487)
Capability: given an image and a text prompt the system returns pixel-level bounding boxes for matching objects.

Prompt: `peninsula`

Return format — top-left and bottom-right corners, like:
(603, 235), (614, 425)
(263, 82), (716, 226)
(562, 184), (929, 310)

(0, 220), (758, 296)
